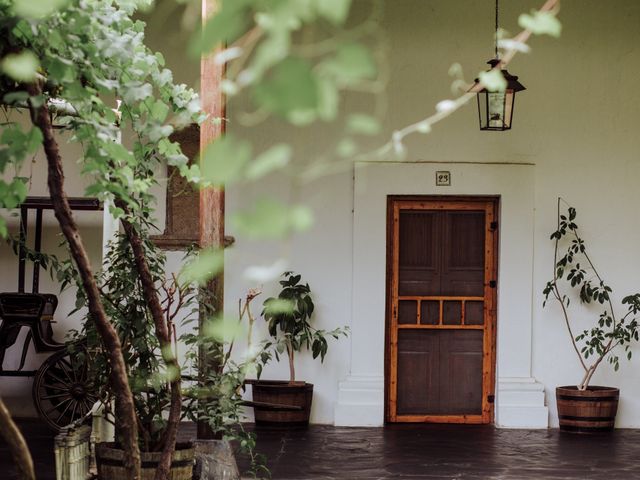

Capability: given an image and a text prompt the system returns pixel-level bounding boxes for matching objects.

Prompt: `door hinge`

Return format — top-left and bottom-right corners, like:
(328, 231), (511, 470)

(489, 280), (497, 288)
(490, 221), (498, 231)
(487, 394), (495, 403)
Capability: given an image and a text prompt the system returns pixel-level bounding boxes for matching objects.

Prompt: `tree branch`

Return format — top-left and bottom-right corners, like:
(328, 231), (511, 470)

(116, 201), (181, 480)
(552, 197), (588, 373)
(0, 397), (34, 480)
(26, 82), (140, 480)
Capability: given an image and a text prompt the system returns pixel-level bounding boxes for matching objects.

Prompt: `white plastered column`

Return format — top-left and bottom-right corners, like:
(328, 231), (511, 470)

(334, 161), (548, 428)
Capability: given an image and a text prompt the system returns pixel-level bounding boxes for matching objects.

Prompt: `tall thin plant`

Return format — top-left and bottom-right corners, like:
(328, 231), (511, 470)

(543, 198), (640, 390)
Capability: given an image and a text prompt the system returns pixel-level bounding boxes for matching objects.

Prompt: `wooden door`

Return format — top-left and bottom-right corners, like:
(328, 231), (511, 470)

(386, 197), (498, 424)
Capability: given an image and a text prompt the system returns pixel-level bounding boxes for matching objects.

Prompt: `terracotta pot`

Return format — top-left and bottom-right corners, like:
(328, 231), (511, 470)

(556, 385), (619, 433)
(252, 380), (313, 426)
(95, 442), (194, 480)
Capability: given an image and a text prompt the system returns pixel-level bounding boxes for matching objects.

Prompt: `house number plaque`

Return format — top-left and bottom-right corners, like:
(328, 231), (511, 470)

(436, 171), (451, 186)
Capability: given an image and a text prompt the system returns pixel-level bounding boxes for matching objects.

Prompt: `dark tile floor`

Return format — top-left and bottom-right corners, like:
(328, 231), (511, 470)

(236, 424), (640, 479)
(2, 419), (56, 480)
(3, 420), (640, 479)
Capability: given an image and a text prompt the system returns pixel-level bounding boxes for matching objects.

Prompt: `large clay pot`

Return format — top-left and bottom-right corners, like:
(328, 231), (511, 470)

(556, 385), (619, 433)
(95, 442), (194, 480)
(252, 380), (313, 426)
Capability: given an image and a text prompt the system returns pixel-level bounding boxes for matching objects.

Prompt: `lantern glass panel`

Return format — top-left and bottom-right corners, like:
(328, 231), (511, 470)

(477, 88), (516, 131)
(477, 91), (488, 129)
(488, 91), (506, 128)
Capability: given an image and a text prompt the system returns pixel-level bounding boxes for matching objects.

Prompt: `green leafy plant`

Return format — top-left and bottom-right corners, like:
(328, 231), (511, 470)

(69, 234), (194, 452)
(0, 0), (202, 476)
(182, 288), (272, 479)
(262, 272), (348, 383)
(543, 199), (640, 390)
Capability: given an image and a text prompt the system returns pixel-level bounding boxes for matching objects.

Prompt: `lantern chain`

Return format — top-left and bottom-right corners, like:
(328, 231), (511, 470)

(495, 0), (499, 59)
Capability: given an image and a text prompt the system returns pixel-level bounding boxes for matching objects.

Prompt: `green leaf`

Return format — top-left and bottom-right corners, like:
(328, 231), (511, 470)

(478, 69), (507, 92)
(13, 0), (69, 18)
(315, 0), (352, 25)
(248, 29), (291, 81)
(202, 315), (246, 342)
(253, 57), (319, 119)
(320, 43), (376, 86)
(2, 91), (30, 105)
(316, 76), (339, 121)
(518, 10), (562, 37)
(246, 144), (292, 180)
(201, 135), (252, 186)
(150, 100), (170, 123)
(1, 51), (40, 82)
(232, 199), (314, 239)
(336, 138), (357, 158)
(192, 0), (252, 56)
(346, 114), (381, 136)
(101, 142), (134, 164)
(25, 127), (43, 153)
(180, 248), (224, 285)
(289, 205), (314, 231)
(263, 298), (295, 316)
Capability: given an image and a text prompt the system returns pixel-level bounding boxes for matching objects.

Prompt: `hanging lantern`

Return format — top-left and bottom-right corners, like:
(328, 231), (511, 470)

(476, 59), (525, 131)
(474, 0), (526, 131)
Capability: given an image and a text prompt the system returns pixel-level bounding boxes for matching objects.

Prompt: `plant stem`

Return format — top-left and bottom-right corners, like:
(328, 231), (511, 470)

(553, 198), (588, 373)
(27, 82), (141, 480)
(287, 340), (295, 383)
(0, 397), (34, 480)
(558, 198), (619, 390)
(117, 203), (181, 480)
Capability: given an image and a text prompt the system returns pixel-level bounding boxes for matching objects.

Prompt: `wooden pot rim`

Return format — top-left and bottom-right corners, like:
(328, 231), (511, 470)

(556, 385), (619, 396)
(250, 380), (313, 389)
(96, 441), (195, 457)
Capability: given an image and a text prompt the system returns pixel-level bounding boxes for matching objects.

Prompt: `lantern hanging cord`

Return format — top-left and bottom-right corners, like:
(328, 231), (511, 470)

(495, 0), (499, 58)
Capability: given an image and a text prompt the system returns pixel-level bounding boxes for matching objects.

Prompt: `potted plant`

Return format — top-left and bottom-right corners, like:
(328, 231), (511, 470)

(182, 287), (272, 479)
(0, 0), (203, 476)
(251, 272), (348, 425)
(67, 234), (196, 480)
(543, 199), (640, 433)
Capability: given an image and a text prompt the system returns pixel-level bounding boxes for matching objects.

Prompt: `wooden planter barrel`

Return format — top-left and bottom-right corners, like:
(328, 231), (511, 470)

(252, 381), (313, 426)
(95, 442), (195, 480)
(556, 386), (619, 433)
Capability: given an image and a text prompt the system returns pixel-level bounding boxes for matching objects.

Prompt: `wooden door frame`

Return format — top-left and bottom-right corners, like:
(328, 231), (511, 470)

(384, 195), (500, 424)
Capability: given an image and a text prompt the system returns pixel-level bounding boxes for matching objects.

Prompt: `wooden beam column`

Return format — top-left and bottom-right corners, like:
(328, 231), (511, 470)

(198, 0), (226, 439)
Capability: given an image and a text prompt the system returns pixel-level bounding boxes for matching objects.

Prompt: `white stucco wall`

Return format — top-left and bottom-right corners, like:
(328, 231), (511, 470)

(221, 0), (640, 427)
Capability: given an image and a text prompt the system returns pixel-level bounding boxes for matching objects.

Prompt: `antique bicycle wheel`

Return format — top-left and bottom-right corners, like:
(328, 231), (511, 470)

(32, 342), (98, 431)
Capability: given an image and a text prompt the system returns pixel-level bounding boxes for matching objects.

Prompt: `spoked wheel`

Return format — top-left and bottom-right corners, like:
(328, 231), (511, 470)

(32, 342), (98, 431)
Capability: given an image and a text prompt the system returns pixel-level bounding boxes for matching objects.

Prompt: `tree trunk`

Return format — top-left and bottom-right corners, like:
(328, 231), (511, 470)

(117, 204), (181, 480)
(27, 83), (141, 480)
(0, 397), (34, 480)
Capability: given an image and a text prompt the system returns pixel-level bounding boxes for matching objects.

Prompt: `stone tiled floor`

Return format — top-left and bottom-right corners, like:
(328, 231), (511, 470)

(235, 424), (640, 479)
(4, 420), (640, 479)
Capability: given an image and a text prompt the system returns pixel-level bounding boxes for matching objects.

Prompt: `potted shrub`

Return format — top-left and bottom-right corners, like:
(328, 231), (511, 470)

(252, 272), (348, 425)
(182, 287), (272, 479)
(70, 234), (197, 480)
(543, 199), (640, 433)
(0, 0), (202, 476)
